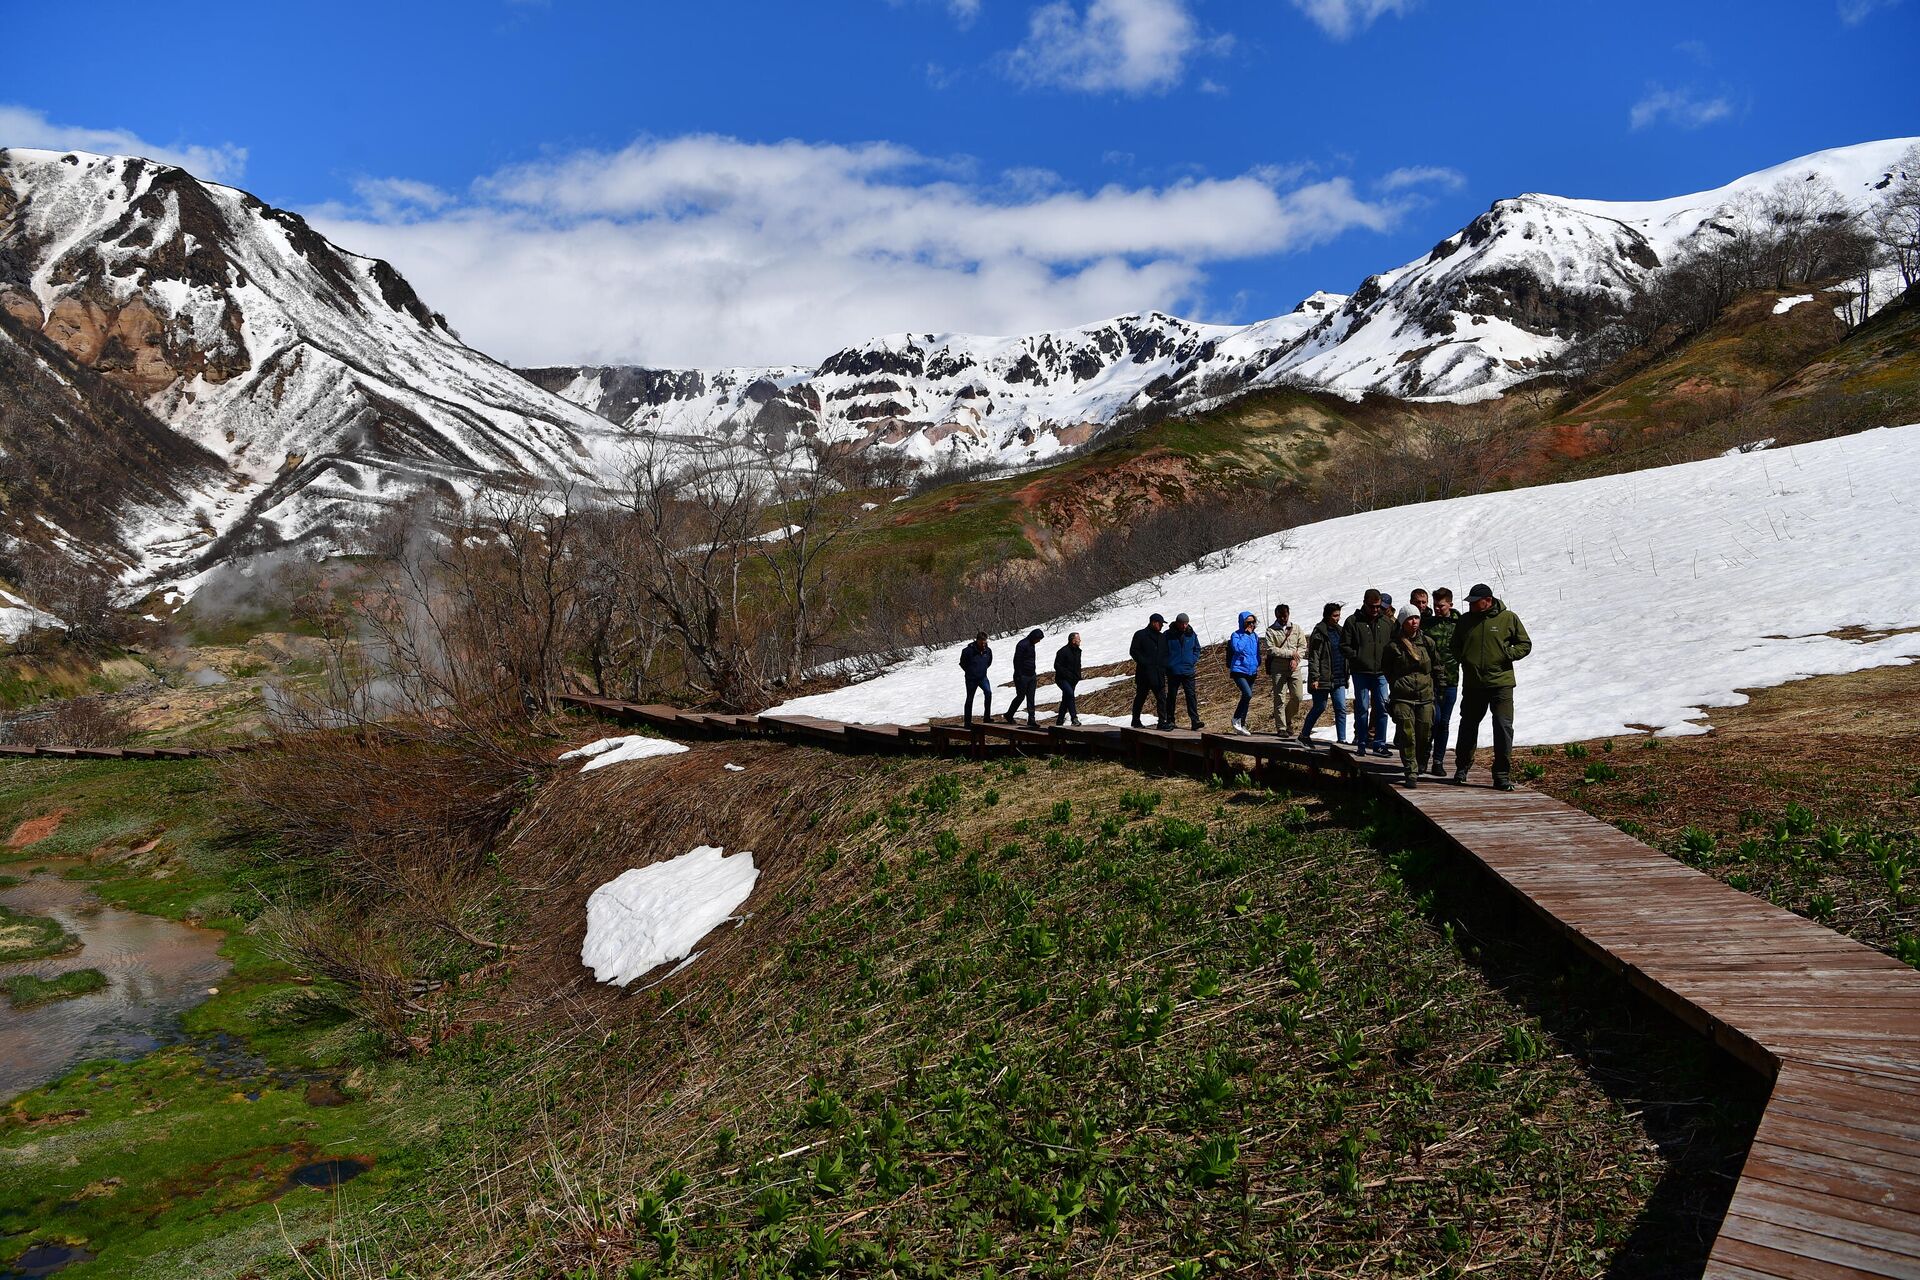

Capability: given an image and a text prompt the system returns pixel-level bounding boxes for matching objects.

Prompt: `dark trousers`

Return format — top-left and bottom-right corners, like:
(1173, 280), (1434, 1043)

(1054, 679), (1078, 723)
(1350, 672), (1389, 749)
(964, 677), (992, 724)
(1131, 673), (1166, 726)
(1455, 684), (1515, 782)
(1430, 685), (1458, 771)
(1169, 673), (1199, 727)
(1007, 675), (1038, 725)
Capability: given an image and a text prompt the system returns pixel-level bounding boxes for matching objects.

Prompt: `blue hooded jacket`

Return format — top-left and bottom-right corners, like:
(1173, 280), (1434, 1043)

(1227, 612), (1262, 676)
(1165, 624), (1201, 675)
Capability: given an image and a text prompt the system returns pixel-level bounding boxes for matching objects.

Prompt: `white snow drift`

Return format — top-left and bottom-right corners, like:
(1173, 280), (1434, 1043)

(558, 735), (689, 772)
(773, 423), (1920, 745)
(581, 845), (760, 987)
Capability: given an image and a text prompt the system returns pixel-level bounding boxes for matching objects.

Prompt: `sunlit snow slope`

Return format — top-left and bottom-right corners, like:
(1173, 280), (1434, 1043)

(773, 423), (1920, 744)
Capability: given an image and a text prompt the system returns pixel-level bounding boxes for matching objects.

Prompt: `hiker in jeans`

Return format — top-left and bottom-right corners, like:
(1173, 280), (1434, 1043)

(1342, 588), (1395, 757)
(1422, 588), (1461, 776)
(1451, 583), (1532, 790)
(1227, 611), (1261, 734)
(1300, 602), (1348, 745)
(959, 632), (993, 726)
(1053, 633), (1083, 726)
(1264, 603), (1307, 736)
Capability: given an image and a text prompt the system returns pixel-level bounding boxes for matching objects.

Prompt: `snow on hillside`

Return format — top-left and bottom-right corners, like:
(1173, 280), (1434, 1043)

(537, 140), (1917, 465)
(773, 423), (1920, 745)
(0, 148), (628, 586)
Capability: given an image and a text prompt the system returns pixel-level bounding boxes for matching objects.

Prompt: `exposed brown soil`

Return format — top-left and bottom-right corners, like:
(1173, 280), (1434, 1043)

(5, 808), (67, 849)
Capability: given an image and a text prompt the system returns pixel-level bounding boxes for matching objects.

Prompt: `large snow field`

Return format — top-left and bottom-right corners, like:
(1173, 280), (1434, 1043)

(773, 424), (1920, 745)
(580, 845), (759, 987)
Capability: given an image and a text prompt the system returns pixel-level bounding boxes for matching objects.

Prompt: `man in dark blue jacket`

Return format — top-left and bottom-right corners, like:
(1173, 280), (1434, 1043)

(1165, 612), (1203, 731)
(959, 632), (993, 725)
(1004, 628), (1045, 726)
(1129, 613), (1169, 728)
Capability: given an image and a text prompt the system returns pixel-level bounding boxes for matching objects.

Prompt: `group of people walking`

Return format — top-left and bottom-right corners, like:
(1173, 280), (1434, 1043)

(956, 583), (1532, 791)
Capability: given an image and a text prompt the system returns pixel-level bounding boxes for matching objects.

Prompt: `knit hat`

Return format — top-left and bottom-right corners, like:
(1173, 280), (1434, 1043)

(1396, 605), (1421, 625)
(1467, 583), (1493, 602)
(1175, 612), (1190, 624)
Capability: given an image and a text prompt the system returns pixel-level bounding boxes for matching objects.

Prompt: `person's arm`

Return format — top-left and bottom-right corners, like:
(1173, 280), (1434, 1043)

(1505, 615), (1533, 662)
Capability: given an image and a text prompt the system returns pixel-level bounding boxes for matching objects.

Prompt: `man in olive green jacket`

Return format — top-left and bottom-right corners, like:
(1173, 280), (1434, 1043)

(1449, 583), (1531, 790)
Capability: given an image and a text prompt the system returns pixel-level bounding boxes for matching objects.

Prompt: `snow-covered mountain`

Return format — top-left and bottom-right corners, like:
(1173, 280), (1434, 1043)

(0, 147), (627, 587)
(535, 138), (1917, 466)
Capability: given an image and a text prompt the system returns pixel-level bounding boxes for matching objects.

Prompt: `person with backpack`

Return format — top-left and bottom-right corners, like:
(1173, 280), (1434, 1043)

(1129, 613), (1170, 728)
(1053, 632), (1083, 726)
(1227, 610), (1262, 735)
(1422, 588), (1461, 776)
(1165, 613), (1203, 730)
(1342, 588), (1395, 757)
(1450, 583), (1532, 790)
(958, 632), (993, 726)
(1300, 602), (1348, 746)
(1004, 628), (1044, 727)
(1382, 605), (1440, 788)
(1264, 603), (1307, 737)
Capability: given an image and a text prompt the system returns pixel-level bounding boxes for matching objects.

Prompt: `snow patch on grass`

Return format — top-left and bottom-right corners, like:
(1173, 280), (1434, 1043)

(558, 735), (689, 773)
(580, 845), (758, 987)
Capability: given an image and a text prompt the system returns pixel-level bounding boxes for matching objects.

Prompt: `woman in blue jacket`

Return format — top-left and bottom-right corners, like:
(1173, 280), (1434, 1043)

(1226, 611), (1262, 735)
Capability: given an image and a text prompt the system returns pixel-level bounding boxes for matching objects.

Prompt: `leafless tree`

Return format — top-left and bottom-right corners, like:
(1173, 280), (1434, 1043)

(1872, 144), (1920, 290)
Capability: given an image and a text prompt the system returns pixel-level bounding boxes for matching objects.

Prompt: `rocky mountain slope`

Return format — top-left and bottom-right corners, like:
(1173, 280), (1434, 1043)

(534, 138), (1916, 471)
(0, 148), (626, 589)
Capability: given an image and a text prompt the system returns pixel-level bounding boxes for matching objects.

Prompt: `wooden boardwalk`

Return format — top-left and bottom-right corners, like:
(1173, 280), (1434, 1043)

(560, 693), (1920, 1278)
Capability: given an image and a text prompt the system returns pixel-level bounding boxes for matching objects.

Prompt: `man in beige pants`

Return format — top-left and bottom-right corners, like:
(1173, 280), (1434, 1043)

(1264, 603), (1307, 736)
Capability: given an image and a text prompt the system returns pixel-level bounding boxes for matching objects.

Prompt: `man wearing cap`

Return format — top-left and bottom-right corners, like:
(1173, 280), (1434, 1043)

(1450, 583), (1532, 790)
(959, 632), (993, 726)
(1264, 603), (1307, 737)
(1130, 613), (1171, 729)
(1342, 588), (1395, 757)
(1165, 613), (1204, 731)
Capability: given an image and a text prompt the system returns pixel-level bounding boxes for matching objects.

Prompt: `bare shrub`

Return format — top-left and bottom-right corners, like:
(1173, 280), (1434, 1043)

(3, 697), (135, 747)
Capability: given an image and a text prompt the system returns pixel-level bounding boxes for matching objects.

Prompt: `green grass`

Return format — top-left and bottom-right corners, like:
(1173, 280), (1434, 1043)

(3, 967), (106, 1007)
(0, 901), (79, 962)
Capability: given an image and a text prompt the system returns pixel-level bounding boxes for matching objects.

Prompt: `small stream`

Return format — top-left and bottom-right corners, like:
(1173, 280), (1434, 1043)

(0, 861), (230, 1100)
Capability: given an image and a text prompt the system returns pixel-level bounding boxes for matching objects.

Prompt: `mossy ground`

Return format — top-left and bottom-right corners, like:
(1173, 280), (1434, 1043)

(3, 966), (106, 1006)
(0, 733), (1757, 1277)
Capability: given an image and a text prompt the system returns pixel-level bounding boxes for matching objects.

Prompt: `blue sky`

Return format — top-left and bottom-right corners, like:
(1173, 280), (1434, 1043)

(4, 0), (1914, 367)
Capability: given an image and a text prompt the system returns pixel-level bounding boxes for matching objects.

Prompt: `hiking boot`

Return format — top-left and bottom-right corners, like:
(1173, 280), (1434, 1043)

(1450, 771), (1468, 785)
(1071, 716), (1082, 726)
(1403, 773), (1418, 789)
(1131, 718), (1143, 728)
(1296, 732), (1313, 747)
(1493, 777), (1517, 792)
(1191, 720), (1205, 731)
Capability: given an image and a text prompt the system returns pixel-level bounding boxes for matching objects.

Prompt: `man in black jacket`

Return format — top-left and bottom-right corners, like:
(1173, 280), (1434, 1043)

(1053, 632), (1083, 726)
(1005, 628), (1045, 727)
(959, 632), (993, 725)
(1129, 613), (1169, 728)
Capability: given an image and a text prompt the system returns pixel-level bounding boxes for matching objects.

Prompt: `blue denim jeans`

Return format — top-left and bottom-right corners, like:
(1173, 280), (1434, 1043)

(1302, 685), (1348, 741)
(1350, 672), (1389, 750)
(1230, 673), (1255, 725)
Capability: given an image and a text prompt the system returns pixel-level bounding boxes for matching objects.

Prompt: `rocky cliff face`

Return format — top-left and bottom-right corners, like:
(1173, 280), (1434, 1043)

(0, 148), (625, 590)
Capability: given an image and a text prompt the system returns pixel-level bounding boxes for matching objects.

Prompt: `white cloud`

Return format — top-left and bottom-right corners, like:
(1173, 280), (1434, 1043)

(350, 176), (454, 219)
(1003, 0), (1224, 94)
(310, 134), (1421, 368)
(1629, 85), (1735, 131)
(0, 104), (247, 182)
(1376, 164), (1465, 192)
(1837, 0), (1901, 23)
(1289, 0), (1416, 40)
